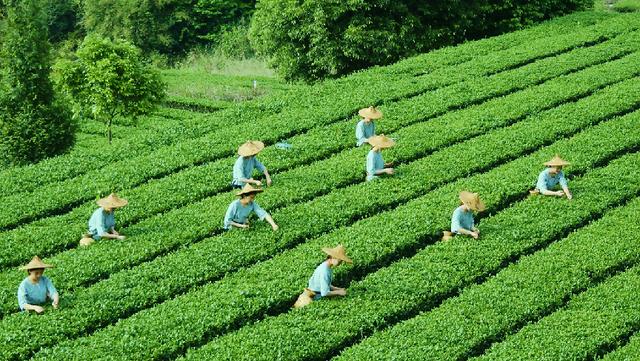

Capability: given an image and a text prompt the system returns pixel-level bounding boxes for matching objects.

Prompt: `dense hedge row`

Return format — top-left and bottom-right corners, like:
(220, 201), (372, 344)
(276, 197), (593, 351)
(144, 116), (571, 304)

(22, 108), (640, 360)
(335, 196), (640, 360)
(1, 28), (632, 271)
(178, 152), (640, 361)
(477, 265), (640, 360)
(0, 13), (633, 200)
(3, 71), (636, 358)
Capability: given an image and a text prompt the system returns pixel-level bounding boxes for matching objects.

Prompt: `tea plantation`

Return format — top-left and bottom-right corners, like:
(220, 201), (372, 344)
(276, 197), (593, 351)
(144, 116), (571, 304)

(1, 10), (640, 361)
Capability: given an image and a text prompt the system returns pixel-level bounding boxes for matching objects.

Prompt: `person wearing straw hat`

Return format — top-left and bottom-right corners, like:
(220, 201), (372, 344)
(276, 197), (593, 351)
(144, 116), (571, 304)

(295, 245), (352, 308)
(85, 193), (128, 245)
(232, 140), (272, 189)
(17, 256), (59, 313)
(366, 134), (395, 181)
(531, 154), (572, 200)
(356, 106), (382, 147)
(224, 184), (278, 231)
(445, 191), (486, 240)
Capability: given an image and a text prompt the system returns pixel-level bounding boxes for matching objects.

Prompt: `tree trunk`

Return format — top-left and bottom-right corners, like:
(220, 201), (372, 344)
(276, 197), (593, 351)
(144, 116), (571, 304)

(107, 118), (112, 144)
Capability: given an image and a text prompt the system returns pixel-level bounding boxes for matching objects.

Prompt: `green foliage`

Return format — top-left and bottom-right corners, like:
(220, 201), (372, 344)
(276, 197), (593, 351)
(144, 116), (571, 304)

(54, 35), (166, 143)
(3, 42), (640, 359)
(182, 149), (640, 361)
(250, 0), (593, 81)
(614, 0), (640, 12)
(82, 0), (256, 56)
(0, 0), (75, 166)
(0, 10), (618, 199)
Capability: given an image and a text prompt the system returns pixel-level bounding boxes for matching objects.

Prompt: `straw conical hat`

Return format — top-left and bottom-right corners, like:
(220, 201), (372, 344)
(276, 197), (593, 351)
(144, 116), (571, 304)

(19, 256), (53, 271)
(459, 191), (486, 212)
(97, 193), (128, 209)
(368, 134), (395, 149)
(236, 183), (264, 197)
(238, 140), (265, 157)
(358, 106), (383, 120)
(544, 154), (570, 167)
(322, 245), (353, 264)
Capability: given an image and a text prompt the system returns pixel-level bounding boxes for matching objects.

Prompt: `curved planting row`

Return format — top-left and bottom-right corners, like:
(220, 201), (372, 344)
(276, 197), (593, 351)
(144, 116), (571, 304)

(0, 18), (636, 232)
(475, 265), (640, 361)
(0, 79), (636, 359)
(21, 115), (640, 361)
(0, 61), (636, 316)
(174, 151), (640, 361)
(332, 198), (640, 360)
(602, 332), (640, 360)
(1, 34), (638, 271)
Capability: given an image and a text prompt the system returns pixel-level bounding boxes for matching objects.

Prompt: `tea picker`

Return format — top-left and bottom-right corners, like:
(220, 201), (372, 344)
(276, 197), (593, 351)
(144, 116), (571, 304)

(366, 134), (396, 181)
(232, 140), (272, 188)
(443, 191), (485, 241)
(294, 245), (352, 308)
(17, 256), (59, 313)
(223, 184), (278, 231)
(530, 154), (572, 199)
(80, 193), (128, 246)
(355, 106), (382, 147)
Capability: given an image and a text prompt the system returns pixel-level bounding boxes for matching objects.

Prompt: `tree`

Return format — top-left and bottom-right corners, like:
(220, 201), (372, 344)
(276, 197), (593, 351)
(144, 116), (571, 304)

(0, 0), (75, 166)
(54, 35), (166, 143)
(249, 0), (592, 82)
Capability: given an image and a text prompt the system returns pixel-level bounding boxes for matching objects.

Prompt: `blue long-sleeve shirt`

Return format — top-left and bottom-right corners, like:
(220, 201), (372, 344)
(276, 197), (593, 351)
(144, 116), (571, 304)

(17, 276), (57, 310)
(366, 150), (385, 181)
(308, 261), (333, 297)
(536, 168), (568, 192)
(232, 156), (266, 187)
(451, 206), (475, 233)
(88, 208), (116, 240)
(223, 199), (268, 229)
(356, 120), (375, 147)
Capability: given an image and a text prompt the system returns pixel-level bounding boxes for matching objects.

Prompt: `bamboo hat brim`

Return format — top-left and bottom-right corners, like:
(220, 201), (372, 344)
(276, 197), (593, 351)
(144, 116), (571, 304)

(459, 191), (486, 212)
(368, 134), (395, 149)
(20, 256), (53, 271)
(236, 183), (264, 197)
(97, 193), (128, 209)
(322, 245), (353, 264)
(544, 154), (570, 167)
(359, 106), (383, 120)
(238, 141), (265, 157)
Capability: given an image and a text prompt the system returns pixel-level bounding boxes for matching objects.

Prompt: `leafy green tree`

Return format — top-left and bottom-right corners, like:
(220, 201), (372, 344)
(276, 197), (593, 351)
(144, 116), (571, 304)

(0, 0), (75, 166)
(54, 36), (166, 143)
(250, 0), (592, 82)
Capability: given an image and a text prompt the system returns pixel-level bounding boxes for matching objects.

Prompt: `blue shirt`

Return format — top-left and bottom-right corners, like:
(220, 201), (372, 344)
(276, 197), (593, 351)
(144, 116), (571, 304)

(308, 261), (333, 297)
(451, 206), (475, 233)
(366, 150), (385, 181)
(356, 120), (375, 147)
(223, 199), (268, 229)
(17, 276), (57, 310)
(88, 208), (116, 239)
(536, 168), (568, 192)
(232, 156), (266, 187)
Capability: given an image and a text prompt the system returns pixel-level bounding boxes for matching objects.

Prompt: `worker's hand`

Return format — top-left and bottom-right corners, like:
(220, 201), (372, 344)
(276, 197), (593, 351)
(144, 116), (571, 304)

(471, 231), (479, 240)
(266, 178), (273, 187)
(554, 191), (564, 197)
(117, 235), (126, 241)
(33, 306), (45, 314)
(271, 224), (279, 231)
(335, 289), (347, 296)
(254, 180), (262, 186)
(566, 192), (573, 200)
(384, 162), (394, 168)
(52, 301), (58, 309)
(112, 230), (120, 236)
(385, 168), (394, 175)
(473, 228), (480, 234)
(240, 224), (250, 229)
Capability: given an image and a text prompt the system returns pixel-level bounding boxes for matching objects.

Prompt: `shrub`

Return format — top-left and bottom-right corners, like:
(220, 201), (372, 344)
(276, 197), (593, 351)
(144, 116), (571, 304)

(0, 0), (75, 166)
(250, 0), (593, 81)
